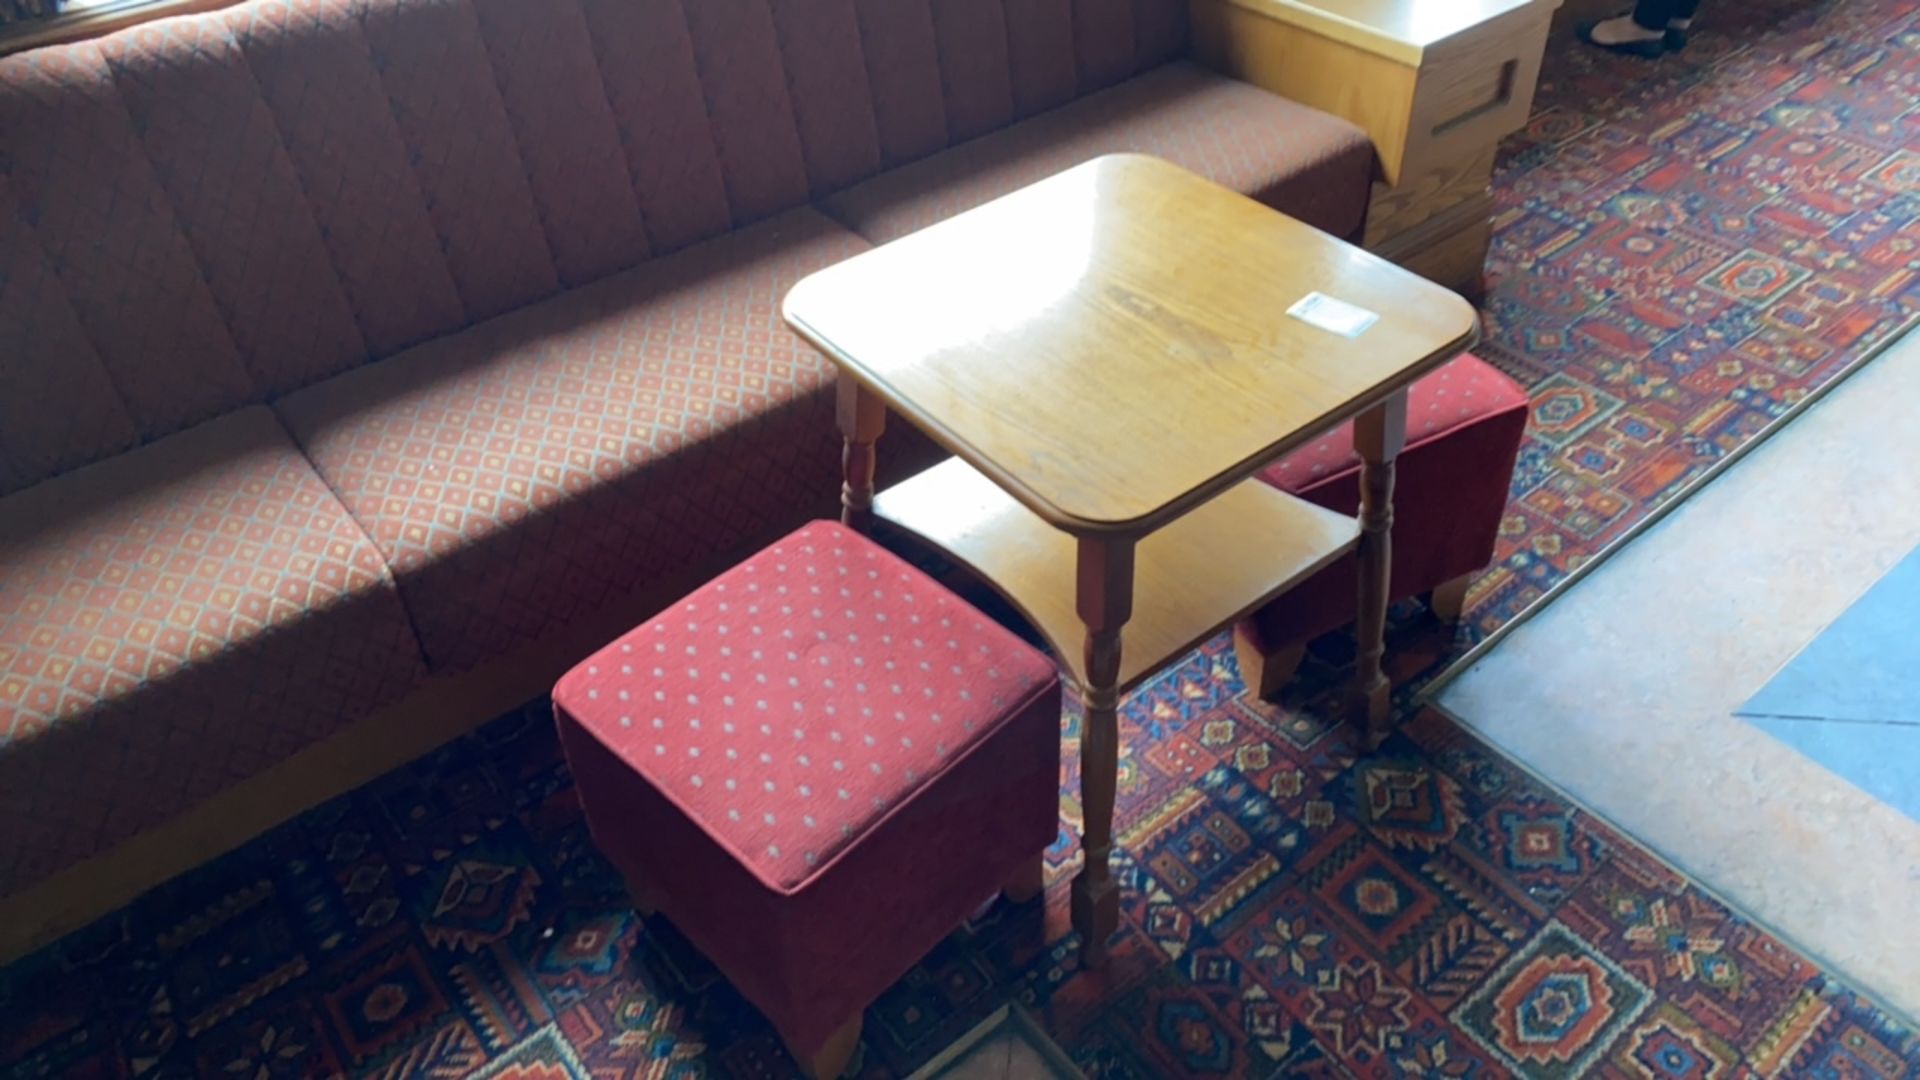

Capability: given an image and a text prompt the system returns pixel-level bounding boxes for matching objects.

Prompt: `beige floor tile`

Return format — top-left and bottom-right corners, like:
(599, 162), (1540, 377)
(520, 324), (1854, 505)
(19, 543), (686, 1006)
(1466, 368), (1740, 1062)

(1436, 331), (1920, 1022)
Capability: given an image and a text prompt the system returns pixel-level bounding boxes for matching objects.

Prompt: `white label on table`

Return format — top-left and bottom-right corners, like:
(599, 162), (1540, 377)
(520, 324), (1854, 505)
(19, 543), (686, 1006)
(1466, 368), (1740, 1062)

(1287, 292), (1379, 339)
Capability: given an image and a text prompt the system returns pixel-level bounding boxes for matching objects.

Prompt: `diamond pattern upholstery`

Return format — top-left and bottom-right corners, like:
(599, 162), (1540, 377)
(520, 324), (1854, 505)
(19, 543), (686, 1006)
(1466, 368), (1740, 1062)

(353, 0), (562, 323)
(554, 520), (1061, 1060)
(819, 62), (1377, 246)
(0, 38), (256, 447)
(466, 0), (651, 287)
(0, 181), (140, 496)
(0, 408), (425, 896)
(0, 0), (1382, 902)
(276, 209), (944, 673)
(100, 17), (369, 399)
(221, 0), (471, 361)
(0, 0), (1205, 498)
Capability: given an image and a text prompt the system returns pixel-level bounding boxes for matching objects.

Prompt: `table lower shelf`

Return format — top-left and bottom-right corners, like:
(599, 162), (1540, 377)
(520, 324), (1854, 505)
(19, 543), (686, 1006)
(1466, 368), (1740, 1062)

(872, 457), (1360, 694)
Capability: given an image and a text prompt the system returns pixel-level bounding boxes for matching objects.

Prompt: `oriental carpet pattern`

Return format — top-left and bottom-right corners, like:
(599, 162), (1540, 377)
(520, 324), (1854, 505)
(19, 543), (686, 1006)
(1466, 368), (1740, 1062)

(1469, 0), (1920, 631)
(7, 0), (1920, 1076)
(3, 638), (1914, 1078)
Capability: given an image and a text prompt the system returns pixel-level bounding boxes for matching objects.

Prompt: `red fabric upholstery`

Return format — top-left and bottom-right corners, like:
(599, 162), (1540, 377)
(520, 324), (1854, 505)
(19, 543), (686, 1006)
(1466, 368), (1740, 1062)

(276, 209), (943, 672)
(0, 39), (257, 449)
(222, 0), (470, 359)
(0, 0), (1196, 497)
(352, 0), (562, 323)
(818, 62), (1376, 246)
(0, 0), (1375, 898)
(467, 0), (652, 288)
(0, 408), (426, 896)
(571, 0), (732, 253)
(0, 182), (140, 496)
(554, 521), (1060, 1058)
(101, 17), (369, 398)
(1245, 354), (1530, 648)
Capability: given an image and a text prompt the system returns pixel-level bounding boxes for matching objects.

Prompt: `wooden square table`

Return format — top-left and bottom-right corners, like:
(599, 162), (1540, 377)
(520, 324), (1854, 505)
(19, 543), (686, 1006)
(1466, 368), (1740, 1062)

(783, 154), (1478, 966)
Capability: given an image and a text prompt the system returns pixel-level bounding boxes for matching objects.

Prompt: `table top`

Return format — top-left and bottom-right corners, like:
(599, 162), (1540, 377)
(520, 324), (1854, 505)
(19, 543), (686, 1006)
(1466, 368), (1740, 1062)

(784, 154), (1478, 536)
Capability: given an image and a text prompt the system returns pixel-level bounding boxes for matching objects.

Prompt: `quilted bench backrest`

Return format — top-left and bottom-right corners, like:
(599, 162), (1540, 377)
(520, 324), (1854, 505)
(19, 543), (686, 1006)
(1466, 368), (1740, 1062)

(0, 0), (1186, 496)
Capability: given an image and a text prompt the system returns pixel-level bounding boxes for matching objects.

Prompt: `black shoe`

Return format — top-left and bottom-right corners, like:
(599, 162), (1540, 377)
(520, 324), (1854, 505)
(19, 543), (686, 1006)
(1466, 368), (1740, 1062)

(1665, 25), (1690, 50)
(1576, 19), (1668, 58)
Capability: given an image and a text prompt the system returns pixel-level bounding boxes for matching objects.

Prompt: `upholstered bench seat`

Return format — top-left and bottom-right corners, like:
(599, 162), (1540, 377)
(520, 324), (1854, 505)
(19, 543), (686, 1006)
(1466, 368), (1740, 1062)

(0, 408), (425, 896)
(819, 61), (1374, 245)
(553, 521), (1061, 1077)
(275, 209), (943, 673)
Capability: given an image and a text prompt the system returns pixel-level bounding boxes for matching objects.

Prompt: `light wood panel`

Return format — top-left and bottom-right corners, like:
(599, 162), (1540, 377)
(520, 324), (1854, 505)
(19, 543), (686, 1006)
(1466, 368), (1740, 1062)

(1378, 198), (1496, 302)
(1192, 0), (1553, 295)
(1366, 146), (1497, 247)
(786, 155), (1478, 535)
(1403, 3), (1551, 184)
(871, 457), (1360, 695)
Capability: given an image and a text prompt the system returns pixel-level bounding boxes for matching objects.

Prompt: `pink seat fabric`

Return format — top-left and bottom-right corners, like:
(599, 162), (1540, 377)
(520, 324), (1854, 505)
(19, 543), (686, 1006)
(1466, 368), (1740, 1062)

(0, 408), (425, 895)
(275, 209), (943, 673)
(819, 62), (1376, 245)
(553, 521), (1061, 1060)
(1263, 355), (1530, 491)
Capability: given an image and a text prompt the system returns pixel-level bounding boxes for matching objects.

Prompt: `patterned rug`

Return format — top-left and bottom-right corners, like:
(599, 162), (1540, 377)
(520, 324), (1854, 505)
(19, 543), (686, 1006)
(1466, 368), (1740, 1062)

(3, 638), (1915, 1078)
(8, 1), (1920, 1077)
(1466, 0), (1920, 632)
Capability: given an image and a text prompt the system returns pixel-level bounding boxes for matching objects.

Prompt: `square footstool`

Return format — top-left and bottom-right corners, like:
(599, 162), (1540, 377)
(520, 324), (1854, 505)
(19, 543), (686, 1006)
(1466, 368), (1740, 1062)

(1236, 353), (1530, 696)
(553, 521), (1062, 1078)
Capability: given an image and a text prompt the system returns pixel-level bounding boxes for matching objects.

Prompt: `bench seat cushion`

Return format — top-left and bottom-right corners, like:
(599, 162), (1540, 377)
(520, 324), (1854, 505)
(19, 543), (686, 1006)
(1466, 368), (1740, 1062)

(276, 209), (941, 673)
(818, 61), (1375, 246)
(0, 407), (426, 895)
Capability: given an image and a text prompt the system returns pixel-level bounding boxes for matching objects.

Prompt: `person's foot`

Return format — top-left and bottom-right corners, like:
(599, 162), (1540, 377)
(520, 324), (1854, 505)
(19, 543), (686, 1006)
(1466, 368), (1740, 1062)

(1666, 16), (1692, 49)
(1578, 14), (1667, 57)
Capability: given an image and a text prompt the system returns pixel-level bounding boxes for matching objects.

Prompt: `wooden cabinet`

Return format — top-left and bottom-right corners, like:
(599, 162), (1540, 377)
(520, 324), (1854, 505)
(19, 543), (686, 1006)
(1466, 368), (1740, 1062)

(1192, 0), (1559, 297)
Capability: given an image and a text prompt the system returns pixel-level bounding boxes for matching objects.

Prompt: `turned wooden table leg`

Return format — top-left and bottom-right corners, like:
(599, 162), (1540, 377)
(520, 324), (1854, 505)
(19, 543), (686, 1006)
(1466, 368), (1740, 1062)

(836, 375), (886, 530)
(1351, 391), (1408, 752)
(1070, 536), (1135, 968)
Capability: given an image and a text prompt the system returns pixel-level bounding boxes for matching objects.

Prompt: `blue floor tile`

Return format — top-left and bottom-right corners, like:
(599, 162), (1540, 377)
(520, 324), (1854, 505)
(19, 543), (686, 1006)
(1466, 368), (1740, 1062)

(1739, 544), (1920, 819)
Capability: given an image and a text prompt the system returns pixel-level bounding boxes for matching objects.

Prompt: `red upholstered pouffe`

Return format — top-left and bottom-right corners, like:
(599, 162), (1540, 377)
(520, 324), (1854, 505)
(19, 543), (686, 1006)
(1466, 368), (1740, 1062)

(1238, 354), (1529, 693)
(552, 521), (1061, 1077)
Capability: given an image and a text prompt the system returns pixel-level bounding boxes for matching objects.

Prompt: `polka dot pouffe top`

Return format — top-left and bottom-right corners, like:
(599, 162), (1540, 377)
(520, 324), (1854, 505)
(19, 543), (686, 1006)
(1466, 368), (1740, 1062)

(552, 521), (1058, 893)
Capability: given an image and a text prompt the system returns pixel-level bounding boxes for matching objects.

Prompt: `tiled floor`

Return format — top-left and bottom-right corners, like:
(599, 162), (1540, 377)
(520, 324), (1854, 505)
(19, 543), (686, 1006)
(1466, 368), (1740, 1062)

(1434, 328), (1920, 1022)
(913, 1006), (1080, 1079)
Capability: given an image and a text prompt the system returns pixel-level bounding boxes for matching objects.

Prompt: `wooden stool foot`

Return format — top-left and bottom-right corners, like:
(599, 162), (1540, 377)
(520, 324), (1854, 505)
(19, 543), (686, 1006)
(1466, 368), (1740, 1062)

(1351, 680), (1393, 754)
(1003, 853), (1046, 903)
(1233, 622), (1307, 702)
(789, 1014), (862, 1079)
(1427, 572), (1473, 625)
(619, 867), (664, 917)
(1070, 870), (1119, 968)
